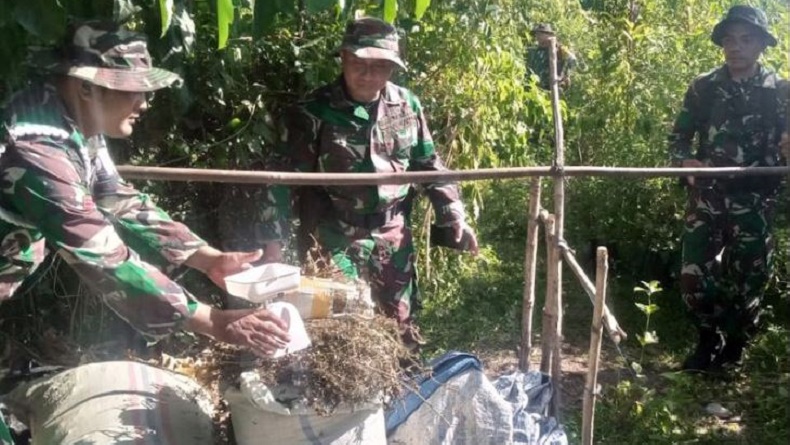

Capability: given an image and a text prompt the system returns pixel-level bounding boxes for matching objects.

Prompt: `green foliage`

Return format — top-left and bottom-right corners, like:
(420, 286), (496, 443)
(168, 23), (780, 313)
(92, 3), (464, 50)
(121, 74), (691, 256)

(633, 280), (662, 374)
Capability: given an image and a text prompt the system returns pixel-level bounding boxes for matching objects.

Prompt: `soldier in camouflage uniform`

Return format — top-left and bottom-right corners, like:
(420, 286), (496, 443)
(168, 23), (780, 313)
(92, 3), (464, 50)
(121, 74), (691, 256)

(0, 22), (290, 373)
(669, 5), (789, 372)
(261, 18), (479, 345)
(525, 23), (577, 91)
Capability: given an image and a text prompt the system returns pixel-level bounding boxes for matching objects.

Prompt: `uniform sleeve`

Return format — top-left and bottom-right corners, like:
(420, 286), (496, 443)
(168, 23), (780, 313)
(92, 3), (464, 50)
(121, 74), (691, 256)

(260, 105), (321, 242)
(1, 139), (197, 339)
(560, 46), (578, 75)
(668, 82), (700, 165)
(91, 147), (207, 268)
(406, 95), (465, 226)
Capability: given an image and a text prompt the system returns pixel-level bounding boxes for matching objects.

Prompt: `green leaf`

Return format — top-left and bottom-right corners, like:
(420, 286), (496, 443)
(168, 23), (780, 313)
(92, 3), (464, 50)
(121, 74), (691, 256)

(414, 0), (430, 20)
(217, 0), (234, 49)
(304, 0), (338, 13)
(13, 0), (67, 42)
(383, 0), (397, 23)
(254, 0), (296, 37)
(159, 0), (174, 37)
(113, 0), (139, 23)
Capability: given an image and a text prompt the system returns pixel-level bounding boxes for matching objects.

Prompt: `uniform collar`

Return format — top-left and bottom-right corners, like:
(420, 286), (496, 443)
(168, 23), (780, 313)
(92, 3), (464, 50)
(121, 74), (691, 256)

(712, 64), (777, 88)
(327, 77), (403, 120)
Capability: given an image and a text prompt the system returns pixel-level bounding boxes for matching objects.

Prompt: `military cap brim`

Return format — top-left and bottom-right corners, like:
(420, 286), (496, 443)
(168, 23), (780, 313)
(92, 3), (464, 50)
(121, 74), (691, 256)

(337, 45), (407, 69)
(711, 17), (777, 47)
(67, 66), (183, 92)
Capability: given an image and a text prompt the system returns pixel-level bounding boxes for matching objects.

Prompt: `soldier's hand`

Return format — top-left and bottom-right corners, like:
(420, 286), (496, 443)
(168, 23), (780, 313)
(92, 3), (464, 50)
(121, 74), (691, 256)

(186, 246), (263, 290)
(780, 132), (789, 160)
(680, 159), (705, 187)
(452, 221), (480, 256)
(187, 305), (290, 356)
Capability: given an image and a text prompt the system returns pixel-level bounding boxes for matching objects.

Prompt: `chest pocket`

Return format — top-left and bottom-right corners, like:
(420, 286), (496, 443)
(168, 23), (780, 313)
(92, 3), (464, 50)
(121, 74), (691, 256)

(317, 122), (367, 173)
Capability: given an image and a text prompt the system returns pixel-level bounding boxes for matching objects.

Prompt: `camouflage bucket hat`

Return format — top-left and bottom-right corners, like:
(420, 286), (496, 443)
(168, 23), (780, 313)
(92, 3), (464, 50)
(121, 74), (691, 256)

(336, 17), (406, 69)
(531, 23), (555, 35)
(711, 5), (777, 47)
(61, 21), (182, 92)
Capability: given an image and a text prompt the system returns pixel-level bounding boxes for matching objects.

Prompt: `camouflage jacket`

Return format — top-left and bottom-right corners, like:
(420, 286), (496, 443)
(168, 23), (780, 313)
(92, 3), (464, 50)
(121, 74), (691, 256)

(669, 65), (789, 192)
(526, 44), (577, 90)
(261, 78), (465, 242)
(0, 84), (207, 338)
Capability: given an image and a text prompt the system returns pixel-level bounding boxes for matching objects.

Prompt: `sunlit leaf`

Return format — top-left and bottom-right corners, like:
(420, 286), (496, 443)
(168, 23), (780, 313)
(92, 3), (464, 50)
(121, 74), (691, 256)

(159, 0), (174, 37)
(113, 0), (139, 23)
(217, 0), (234, 49)
(414, 0), (430, 20)
(383, 0), (397, 23)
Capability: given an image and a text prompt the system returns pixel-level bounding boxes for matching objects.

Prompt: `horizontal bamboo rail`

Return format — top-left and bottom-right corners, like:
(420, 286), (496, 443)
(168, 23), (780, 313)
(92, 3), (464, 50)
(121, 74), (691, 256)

(116, 165), (790, 185)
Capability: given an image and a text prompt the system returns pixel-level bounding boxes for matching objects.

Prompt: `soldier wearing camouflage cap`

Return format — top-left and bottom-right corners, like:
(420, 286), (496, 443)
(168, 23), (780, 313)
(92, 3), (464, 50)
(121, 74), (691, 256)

(261, 17), (478, 348)
(669, 5), (789, 372)
(0, 22), (290, 360)
(525, 23), (577, 90)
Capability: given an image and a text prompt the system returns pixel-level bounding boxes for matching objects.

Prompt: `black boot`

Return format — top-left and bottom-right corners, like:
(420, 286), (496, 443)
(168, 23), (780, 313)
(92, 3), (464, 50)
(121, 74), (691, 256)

(711, 336), (746, 369)
(682, 328), (722, 372)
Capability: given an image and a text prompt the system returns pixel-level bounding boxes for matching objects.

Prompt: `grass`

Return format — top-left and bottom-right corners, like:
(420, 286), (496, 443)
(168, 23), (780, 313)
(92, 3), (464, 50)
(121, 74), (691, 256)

(416, 180), (790, 445)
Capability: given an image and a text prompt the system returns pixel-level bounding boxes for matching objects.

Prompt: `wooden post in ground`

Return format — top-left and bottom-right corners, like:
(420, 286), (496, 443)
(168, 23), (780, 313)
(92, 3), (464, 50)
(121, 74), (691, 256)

(520, 178), (543, 371)
(540, 214), (557, 376)
(547, 35), (566, 420)
(582, 247), (609, 445)
(560, 246), (627, 344)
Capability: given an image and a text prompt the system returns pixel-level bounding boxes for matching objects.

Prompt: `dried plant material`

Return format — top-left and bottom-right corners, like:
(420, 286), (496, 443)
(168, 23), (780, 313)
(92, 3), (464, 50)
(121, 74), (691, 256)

(255, 315), (420, 415)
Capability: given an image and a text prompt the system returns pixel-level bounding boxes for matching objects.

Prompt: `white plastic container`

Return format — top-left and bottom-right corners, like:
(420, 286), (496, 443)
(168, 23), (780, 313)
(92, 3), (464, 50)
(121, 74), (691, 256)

(224, 263), (301, 303)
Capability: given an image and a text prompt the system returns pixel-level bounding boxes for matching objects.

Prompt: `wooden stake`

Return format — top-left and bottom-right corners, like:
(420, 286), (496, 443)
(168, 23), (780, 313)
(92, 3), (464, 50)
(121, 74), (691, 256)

(540, 214), (557, 376)
(560, 246), (627, 343)
(548, 35), (566, 421)
(520, 177), (543, 371)
(582, 247), (609, 445)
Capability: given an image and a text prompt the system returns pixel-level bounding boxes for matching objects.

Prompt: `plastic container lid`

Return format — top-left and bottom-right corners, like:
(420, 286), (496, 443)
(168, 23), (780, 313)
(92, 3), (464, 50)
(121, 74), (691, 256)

(224, 263), (301, 302)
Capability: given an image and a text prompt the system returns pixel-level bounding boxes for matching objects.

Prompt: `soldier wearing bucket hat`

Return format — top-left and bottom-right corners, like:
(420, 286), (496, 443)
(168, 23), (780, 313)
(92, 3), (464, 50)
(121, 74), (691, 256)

(525, 23), (577, 90)
(261, 17), (478, 349)
(0, 21), (290, 364)
(669, 5), (789, 373)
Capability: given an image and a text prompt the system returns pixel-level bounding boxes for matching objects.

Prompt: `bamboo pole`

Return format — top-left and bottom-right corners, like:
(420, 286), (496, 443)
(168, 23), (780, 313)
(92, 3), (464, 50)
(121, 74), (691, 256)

(582, 247), (609, 445)
(540, 214), (557, 376)
(115, 165), (790, 186)
(519, 177), (543, 371)
(560, 245), (627, 343)
(548, 36), (565, 421)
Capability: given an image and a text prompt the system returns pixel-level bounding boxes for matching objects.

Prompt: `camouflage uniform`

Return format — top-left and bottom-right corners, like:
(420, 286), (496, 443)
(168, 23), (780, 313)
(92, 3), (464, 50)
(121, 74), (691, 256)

(0, 23), (201, 339)
(670, 12), (788, 369)
(263, 80), (465, 327)
(525, 24), (577, 90)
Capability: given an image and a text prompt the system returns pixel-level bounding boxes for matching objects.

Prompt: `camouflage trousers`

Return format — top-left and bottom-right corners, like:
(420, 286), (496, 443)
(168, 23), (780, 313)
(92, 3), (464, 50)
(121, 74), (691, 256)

(680, 187), (775, 341)
(316, 212), (420, 327)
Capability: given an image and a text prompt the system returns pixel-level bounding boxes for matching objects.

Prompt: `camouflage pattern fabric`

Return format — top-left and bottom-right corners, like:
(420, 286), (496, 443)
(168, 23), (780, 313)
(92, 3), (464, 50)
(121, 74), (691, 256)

(337, 17), (406, 69)
(669, 64), (788, 340)
(525, 44), (577, 90)
(0, 84), (207, 339)
(263, 78), (466, 324)
(0, 414), (11, 445)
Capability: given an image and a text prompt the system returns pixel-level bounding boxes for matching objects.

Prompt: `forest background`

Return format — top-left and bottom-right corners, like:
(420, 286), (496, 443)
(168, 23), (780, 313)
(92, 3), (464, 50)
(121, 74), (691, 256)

(0, 0), (788, 443)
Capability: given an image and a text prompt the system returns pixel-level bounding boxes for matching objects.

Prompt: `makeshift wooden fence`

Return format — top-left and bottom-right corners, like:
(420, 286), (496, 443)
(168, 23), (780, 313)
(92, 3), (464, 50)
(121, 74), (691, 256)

(113, 39), (790, 445)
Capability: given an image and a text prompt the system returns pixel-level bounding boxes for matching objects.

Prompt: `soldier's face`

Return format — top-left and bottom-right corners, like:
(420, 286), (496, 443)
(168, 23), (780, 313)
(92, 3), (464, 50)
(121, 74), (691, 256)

(721, 23), (766, 73)
(341, 51), (395, 102)
(92, 87), (149, 138)
(535, 32), (553, 47)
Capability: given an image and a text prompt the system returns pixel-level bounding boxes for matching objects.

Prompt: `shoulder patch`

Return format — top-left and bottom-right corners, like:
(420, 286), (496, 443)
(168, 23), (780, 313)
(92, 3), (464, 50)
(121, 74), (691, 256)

(8, 123), (70, 141)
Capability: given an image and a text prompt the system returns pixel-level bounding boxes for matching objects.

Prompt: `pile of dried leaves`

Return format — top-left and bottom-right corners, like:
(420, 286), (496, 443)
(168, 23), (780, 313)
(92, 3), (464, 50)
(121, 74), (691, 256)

(255, 315), (419, 415)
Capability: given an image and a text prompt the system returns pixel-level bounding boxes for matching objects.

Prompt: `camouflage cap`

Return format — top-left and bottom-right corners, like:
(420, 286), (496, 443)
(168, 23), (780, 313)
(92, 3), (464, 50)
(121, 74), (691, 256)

(711, 5), (777, 47)
(61, 21), (182, 92)
(336, 17), (406, 69)
(531, 23), (555, 36)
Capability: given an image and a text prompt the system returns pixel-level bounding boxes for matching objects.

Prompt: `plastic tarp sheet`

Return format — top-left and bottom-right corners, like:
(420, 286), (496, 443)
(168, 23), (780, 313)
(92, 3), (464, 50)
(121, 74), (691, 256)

(385, 352), (567, 445)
